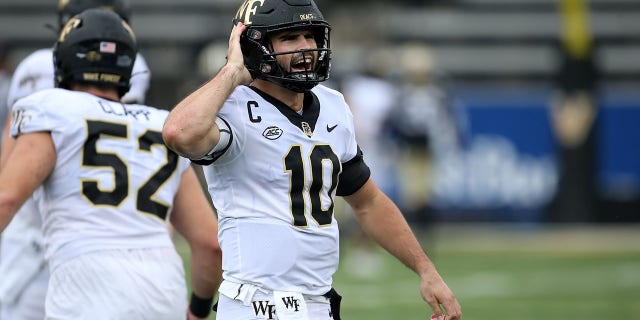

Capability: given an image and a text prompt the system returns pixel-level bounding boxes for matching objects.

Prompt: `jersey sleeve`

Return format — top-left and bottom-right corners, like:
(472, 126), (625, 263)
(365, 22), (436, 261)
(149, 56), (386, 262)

(194, 89), (247, 166)
(336, 146), (371, 196)
(334, 89), (371, 196)
(190, 116), (233, 166)
(121, 53), (151, 104)
(6, 49), (55, 109)
(10, 89), (66, 138)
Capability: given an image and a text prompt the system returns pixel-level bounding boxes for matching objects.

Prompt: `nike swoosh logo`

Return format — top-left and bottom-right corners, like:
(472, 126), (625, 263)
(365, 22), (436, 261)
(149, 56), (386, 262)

(327, 124), (338, 132)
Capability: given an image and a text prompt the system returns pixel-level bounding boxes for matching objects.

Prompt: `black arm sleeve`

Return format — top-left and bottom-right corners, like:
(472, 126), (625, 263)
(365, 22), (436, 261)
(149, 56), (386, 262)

(336, 146), (371, 196)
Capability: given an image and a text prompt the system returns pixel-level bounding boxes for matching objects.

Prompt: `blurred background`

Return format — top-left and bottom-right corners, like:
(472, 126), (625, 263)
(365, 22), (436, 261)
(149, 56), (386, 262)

(2, 0), (638, 223)
(1, 0), (639, 319)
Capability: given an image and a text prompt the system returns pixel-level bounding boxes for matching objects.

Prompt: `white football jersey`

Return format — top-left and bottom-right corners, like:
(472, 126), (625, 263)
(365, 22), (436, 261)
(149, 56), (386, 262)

(198, 84), (370, 295)
(10, 88), (189, 270)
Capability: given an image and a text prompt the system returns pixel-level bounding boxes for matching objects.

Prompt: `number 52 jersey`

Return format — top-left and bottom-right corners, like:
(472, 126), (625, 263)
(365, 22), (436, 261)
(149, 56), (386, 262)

(10, 88), (191, 270)
(197, 85), (370, 295)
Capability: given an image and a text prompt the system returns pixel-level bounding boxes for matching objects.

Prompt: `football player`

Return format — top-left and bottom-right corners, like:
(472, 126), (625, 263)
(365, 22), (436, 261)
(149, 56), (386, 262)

(162, 0), (462, 319)
(0, 9), (221, 319)
(0, 1), (150, 319)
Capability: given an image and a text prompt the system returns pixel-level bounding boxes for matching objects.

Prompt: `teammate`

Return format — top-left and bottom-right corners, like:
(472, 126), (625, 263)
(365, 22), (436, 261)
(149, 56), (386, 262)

(0, 1), (150, 319)
(7, 0), (150, 107)
(162, 0), (462, 319)
(0, 9), (221, 319)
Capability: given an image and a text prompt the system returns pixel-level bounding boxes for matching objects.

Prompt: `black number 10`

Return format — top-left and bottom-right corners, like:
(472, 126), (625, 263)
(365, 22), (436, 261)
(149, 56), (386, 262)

(284, 144), (340, 227)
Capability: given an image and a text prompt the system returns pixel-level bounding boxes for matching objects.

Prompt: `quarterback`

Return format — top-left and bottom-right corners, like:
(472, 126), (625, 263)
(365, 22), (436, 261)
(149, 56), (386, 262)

(163, 0), (462, 319)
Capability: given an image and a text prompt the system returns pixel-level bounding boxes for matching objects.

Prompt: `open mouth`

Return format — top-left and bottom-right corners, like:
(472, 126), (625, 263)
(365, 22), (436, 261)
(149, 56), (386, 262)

(290, 54), (313, 72)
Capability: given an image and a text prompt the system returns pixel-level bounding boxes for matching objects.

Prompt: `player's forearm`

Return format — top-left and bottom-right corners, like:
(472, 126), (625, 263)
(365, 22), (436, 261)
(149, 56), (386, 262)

(163, 64), (244, 158)
(366, 207), (436, 276)
(0, 116), (14, 168)
(350, 184), (437, 277)
(0, 194), (20, 232)
(0, 161), (31, 231)
(187, 244), (221, 320)
(0, 133), (55, 232)
(189, 245), (222, 299)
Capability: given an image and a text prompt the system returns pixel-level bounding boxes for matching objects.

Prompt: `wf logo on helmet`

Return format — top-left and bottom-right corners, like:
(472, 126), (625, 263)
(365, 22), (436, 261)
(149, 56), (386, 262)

(58, 17), (81, 42)
(235, 0), (265, 24)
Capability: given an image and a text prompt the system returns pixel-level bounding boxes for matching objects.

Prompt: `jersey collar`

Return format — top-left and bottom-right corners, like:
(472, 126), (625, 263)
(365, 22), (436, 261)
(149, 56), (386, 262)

(248, 86), (320, 137)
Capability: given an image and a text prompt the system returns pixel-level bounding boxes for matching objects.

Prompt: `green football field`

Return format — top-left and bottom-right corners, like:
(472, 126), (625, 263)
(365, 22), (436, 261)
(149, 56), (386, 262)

(174, 223), (640, 320)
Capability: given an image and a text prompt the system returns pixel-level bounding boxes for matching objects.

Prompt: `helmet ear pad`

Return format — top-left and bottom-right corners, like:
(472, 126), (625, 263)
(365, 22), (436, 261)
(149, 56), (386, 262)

(240, 28), (276, 81)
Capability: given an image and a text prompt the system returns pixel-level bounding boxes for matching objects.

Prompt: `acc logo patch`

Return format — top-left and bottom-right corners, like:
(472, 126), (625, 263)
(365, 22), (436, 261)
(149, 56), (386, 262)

(263, 126), (283, 140)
